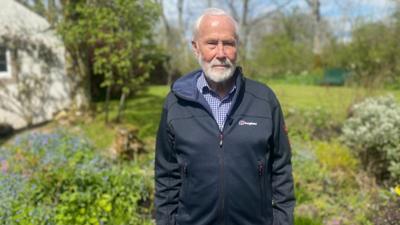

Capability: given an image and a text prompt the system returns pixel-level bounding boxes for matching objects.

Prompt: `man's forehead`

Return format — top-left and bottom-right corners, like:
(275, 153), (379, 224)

(210, 20), (220, 27)
(200, 33), (236, 41)
(200, 15), (235, 28)
(197, 15), (236, 39)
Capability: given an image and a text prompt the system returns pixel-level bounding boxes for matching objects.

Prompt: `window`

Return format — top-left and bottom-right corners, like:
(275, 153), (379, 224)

(0, 46), (7, 72)
(0, 45), (12, 79)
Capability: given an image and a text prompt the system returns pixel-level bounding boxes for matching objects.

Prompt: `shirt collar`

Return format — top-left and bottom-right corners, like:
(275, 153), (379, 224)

(197, 72), (236, 97)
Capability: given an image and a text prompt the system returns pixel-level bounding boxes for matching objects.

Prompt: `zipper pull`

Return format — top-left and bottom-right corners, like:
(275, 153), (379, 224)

(258, 162), (263, 176)
(183, 163), (187, 176)
(182, 163), (187, 177)
(219, 134), (223, 148)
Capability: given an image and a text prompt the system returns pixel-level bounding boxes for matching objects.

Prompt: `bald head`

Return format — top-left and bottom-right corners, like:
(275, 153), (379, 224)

(192, 8), (239, 42)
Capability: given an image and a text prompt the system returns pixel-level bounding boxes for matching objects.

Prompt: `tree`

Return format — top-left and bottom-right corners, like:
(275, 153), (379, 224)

(16, 0), (61, 26)
(225, 0), (293, 63)
(252, 8), (315, 77)
(305, 0), (323, 68)
(156, 0), (198, 84)
(323, 15), (400, 88)
(58, 0), (160, 123)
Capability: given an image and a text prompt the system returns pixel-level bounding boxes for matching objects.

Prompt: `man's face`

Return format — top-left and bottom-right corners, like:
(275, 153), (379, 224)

(192, 15), (238, 83)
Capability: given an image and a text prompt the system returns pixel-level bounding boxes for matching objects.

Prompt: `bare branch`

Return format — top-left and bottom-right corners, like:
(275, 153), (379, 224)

(251, 0), (293, 26)
(225, 0), (240, 22)
(241, 0), (250, 27)
(178, 0), (184, 33)
(158, 0), (171, 34)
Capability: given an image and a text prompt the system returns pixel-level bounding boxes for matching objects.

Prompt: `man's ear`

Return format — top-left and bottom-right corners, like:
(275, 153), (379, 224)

(191, 41), (199, 57)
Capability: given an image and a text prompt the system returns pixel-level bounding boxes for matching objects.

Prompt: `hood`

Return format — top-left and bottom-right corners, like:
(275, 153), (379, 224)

(171, 69), (203, 101)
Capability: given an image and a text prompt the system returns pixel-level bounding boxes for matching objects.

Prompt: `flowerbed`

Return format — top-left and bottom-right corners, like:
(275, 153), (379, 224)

(0, 130), (153, 225)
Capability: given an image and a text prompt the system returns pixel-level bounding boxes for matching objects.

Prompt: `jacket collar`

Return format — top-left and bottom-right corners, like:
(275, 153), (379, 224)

(171, 67), (245, 102)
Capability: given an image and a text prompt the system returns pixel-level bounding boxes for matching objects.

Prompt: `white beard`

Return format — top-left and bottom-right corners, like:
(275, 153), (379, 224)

(198, 55), (236, 83)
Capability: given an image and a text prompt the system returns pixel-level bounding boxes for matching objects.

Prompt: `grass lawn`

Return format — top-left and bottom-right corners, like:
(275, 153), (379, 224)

(78, 87), (167, 150)
(268, 83), (400, 121)
(149, 83), (400, 120)
(79, 83), (400, 150)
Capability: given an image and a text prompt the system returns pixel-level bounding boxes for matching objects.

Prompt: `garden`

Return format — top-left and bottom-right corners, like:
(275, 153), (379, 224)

(1, 83), (400, 225)
(1, 0), (400, 224)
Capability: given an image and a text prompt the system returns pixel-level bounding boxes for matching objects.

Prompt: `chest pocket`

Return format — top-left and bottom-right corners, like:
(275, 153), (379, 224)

(227, 115), (273, 156)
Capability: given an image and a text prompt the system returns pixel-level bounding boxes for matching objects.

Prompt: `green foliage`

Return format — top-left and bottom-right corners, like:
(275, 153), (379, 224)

(372, 188), (400, 225)
(253, 33), (313, 77)
(0, 131), (153, 224)
(341, 95), (400, 183)
(295, 216), (323, 225)
(58, 0), (161, 120)
(49, 84), (400, 225)
(251, 8), (314, 78)
(313, 141), (358, 171)
(79, 90), (165, 150)
(292, 141), (376, 225)
(323, 15), (400, 88)
(284, 107), (340, 140)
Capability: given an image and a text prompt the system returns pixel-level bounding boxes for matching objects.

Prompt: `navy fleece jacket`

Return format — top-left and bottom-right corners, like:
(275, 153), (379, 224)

(155, 68), (295, 225)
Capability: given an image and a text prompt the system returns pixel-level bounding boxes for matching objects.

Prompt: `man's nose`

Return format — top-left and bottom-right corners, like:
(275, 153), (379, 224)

(216, 42), (226, 59)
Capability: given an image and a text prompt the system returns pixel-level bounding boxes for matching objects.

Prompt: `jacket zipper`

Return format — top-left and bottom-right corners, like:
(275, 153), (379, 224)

(218, 131), (225, 225)
(175, 90), (229, 225)
(258, 160), (265, 217)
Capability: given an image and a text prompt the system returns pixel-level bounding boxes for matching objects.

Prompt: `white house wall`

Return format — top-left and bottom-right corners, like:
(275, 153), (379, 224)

(0, 0), (75, 129)
(0, 45), (71, 129)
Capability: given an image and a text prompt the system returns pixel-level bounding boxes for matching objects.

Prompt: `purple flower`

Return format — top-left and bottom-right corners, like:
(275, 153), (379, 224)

(1, 160), (8, 173)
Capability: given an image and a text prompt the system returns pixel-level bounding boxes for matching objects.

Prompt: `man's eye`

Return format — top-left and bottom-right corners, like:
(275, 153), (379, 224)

(224, 41), (236, 47)
(207, 42), (217, 49)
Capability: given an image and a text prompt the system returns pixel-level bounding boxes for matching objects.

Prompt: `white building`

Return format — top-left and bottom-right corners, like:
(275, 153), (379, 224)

(0, 0), (76, 129)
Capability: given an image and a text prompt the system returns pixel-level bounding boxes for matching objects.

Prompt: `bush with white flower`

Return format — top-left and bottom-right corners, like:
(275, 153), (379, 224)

(341, 95), (400, 183)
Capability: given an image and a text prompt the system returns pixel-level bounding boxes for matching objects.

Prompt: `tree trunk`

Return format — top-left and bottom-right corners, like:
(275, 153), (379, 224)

(47, 0), (57, 26)
(159, 0), (173, 85)
(177, 0), (189, 72)
(240, 0), (250, 62)
(104, 84), (111, 124)
(178, 0), (184, 33)
(116, 91), (127, 123)
(308, 0), (322, 68)
(75, 50), (91, 109)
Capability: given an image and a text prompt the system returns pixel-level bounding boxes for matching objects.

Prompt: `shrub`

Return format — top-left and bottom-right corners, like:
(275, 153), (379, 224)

(313, 141), (358, 172)
(292, 140), (375, 225)
(0, 130), (153, 225)
(285, 107), (340, 140)
(341, 95), (400, 183)
(371, 187), (400, 225)
(295, 216), (323, 225)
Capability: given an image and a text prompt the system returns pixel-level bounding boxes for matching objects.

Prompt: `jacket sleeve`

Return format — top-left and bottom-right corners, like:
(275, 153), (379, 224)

(271, 101), (296, 225)
(155, 104), (181, 225)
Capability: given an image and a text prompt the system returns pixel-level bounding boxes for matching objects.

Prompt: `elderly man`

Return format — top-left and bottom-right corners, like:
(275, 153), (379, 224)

(155, 8), (295, 225)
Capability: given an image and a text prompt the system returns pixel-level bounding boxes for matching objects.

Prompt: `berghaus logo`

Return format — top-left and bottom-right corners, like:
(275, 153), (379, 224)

(238, 120), (257, 126)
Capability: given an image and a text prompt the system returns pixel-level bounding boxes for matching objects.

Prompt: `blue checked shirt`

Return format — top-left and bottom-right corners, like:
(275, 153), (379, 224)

(197, 73), (236, 131)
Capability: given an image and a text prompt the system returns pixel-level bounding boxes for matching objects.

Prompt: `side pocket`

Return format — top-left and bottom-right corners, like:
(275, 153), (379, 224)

(180, 162), (188, 199)
(258, 159), (265, 217)
(176, 161), (189, 222)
